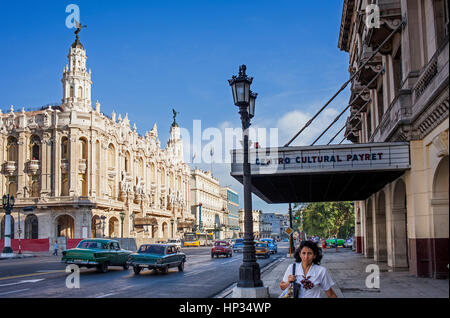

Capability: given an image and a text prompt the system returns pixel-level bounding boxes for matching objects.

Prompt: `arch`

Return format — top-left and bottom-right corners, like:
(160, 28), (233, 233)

(56, 215), (74, 238)
(365, 198), (374, 258)
(30, 135), (41, 160)
(25, 214), (39, 239)
(431, 156), (449, 278)
(7, 136), (18, 162)
(78, 86), (83, 99)
(391, 179), (409, 268)
(108, 217), (119, 238)
(374, 191), (388, 262)
(91, 215), (102, 238)
(1, 215), (15, 239)
(139, 157), (144, 176)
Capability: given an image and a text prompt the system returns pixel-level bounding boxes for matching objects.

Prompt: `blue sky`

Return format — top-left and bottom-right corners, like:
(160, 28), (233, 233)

(0, 0), (350, 214)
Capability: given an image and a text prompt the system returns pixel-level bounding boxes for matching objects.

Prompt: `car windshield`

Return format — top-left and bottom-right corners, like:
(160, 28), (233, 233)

(215, 242), (228, 246)
(77, 241), (107, 249)
(261, 239), (273, 244)
(235, 239), (244, 244)
(168, 240), (178, 243)
(255, 243), (267, 247)
(138, 245), (166, 254)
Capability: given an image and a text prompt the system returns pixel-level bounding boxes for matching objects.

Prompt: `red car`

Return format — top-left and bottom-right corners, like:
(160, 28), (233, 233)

(211, 241), (232, 258)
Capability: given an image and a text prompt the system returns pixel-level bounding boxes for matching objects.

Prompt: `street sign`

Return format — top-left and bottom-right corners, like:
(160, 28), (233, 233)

(285, 227), (293, 235)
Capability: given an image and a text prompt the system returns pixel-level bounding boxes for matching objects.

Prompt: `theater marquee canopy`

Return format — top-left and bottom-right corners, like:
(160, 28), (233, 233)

(230, 142), (410, 203)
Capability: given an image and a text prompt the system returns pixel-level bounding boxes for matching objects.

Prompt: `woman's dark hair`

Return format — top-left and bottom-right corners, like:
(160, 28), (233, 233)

(294, 240), (322, 264)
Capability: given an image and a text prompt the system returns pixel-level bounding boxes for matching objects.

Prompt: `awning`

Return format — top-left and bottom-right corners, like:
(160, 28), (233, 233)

(231, 142), (410, 203)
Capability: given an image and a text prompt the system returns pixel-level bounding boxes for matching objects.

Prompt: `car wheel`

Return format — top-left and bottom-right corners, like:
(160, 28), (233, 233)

(97, 262), (108, 273)
(211, 253), (214, 258)
(178, 261), (184, 272)
(133, 266), (141, 275)
(123, 263), (129, 270)
(225, 254), (229, 258)
(229, 253), (232, 257)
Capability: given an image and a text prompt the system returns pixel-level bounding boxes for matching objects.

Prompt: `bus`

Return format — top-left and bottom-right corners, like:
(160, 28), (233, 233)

(183, 232), (214, 247)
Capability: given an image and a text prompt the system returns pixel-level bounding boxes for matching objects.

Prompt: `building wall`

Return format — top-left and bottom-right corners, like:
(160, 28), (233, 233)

(339, 0), (449, 278)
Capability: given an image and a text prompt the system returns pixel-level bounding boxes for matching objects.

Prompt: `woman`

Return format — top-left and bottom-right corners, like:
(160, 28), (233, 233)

(280, 240), (337, 298)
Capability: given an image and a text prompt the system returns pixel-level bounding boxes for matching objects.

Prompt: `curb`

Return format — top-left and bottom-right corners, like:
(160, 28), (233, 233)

(213, 256), (286, 298)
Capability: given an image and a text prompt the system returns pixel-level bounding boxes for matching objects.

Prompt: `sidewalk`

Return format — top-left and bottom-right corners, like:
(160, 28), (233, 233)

(0, 251), (58, 260)
(261, 248), (449, 298)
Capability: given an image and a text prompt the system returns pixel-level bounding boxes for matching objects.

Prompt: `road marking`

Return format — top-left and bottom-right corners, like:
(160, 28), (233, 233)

(0, 278), (45, 287)
(0, 271), (66, 281)
(0, 288), (30, 296)
(96, 293), (116, 298)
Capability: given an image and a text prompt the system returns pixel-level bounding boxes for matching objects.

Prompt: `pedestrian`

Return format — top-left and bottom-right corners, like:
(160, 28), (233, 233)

(335, 237), (338, 252)
(280, 240), (337, 298)
(322, 239), (327, 253)
(53, 241), (58, 256)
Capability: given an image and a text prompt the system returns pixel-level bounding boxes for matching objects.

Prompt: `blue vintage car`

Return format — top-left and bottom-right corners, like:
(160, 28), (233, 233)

(260, 238), (278, 254)
(232, 238), (244, 252)
(127, 244), (186, 275)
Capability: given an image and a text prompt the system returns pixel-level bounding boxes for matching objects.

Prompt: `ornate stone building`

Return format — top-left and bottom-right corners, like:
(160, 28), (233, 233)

(0, 32), (193, 245)
(339, 0), (448, 278)
(190, 169), (226, 239)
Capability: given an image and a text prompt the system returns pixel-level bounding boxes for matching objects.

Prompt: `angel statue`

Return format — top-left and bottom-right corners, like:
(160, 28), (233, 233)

(172, 108), (180, 127)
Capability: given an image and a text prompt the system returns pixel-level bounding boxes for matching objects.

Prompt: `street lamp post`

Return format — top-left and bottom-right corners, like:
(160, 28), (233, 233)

(1, 195), (15, 256)
(119, 211), (125, 238)
(171, 219), (174, 239)
(229, 65), (268, 298)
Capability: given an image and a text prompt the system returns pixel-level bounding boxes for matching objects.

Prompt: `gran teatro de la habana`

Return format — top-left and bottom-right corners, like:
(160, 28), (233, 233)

(0, 32), (194, 249)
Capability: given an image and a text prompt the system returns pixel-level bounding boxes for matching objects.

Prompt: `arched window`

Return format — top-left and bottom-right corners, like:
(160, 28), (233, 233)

(31, 179), (40, 197)
(30, 135), (41, 160)
(61, 137), (69, 160)
(79, 138), (88, 160)
(78, 86), (83, 99)
(108, 144), (115, 168)
(7, 136), (18, 162)
(25, 214), (39, 239)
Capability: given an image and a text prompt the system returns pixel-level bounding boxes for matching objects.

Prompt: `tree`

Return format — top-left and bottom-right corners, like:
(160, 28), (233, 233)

(293, 202), (354, 239)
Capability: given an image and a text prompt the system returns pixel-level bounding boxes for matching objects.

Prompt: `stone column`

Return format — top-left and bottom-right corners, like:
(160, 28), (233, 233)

(53, 132), (61, 197)
(16, 133), (26, 198)
(40, 132), (52, 197)
(68, 130), (78, 196)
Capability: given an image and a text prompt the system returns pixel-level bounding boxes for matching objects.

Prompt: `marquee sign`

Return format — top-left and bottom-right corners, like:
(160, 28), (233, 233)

(231, 142), (410, 176)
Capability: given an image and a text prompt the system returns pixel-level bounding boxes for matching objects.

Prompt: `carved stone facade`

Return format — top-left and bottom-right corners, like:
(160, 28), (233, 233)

(339, 0), (448, 278)
(0, 34), (194, 245)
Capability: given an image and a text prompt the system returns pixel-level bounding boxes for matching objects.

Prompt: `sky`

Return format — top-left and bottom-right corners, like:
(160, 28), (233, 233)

(0, 0), (351, 214)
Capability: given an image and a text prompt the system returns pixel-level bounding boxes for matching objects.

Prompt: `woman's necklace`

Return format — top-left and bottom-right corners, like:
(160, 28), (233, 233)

(301, 263), (315, 290)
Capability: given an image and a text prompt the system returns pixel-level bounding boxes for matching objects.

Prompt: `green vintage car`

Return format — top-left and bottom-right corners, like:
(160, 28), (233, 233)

(61, 239), (133, 273)
(127, 244), (186, 275)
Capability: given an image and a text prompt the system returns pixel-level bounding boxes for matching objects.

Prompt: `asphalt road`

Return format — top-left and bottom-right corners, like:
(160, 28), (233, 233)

(0, 243), (289, 298)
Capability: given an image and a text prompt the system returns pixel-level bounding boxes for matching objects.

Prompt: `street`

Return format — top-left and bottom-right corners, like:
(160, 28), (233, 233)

(0, 243), (289, 298)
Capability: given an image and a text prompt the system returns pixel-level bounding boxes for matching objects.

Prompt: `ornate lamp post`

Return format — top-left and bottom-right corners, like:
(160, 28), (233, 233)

(228, 65), (267, 297)
(119, 211), (125, 238)
(171, 219), (174, 239)
(2, 195), (15, 256)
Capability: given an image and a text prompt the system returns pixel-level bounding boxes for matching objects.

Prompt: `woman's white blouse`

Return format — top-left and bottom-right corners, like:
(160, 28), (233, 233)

(282, 263), (334, 298)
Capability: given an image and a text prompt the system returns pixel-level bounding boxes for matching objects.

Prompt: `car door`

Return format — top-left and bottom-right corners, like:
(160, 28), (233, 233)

(109, 242), (120, 265)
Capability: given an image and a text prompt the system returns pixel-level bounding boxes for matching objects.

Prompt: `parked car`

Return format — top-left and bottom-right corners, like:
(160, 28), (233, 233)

(61, 239), (132, 273)
(255, 241), (270, 259)
(211, 241), (232, 258)
(260, 238), (278, 254)
(167, 238), (182, 251)
(326, 238), (345, 247)
(344, 238), (353, 248)
(232, 238), (244, 252)
(127, 244), (186, 275)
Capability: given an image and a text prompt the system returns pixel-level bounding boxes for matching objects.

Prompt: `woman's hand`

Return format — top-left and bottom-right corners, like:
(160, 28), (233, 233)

(280, 275), (297, 290)
(287, 274), (296, 283)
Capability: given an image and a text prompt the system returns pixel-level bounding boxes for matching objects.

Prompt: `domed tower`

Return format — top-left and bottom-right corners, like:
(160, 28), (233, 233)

(61, 27), (92, 112)
(167, 108), (183, 160)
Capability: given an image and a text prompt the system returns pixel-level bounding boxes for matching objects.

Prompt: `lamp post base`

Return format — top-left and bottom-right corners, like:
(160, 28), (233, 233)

(232, 286), (269, 298)
(2, 246), (13, 254)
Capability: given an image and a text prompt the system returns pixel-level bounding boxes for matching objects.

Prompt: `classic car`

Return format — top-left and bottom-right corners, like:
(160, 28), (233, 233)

(61, 239), (132, 273)
(326, 238), (345, 247)
(211, 241), (232, 258)
(232, 238), (244, 252)
(260, 238), (278, 254)
(167, 238), (182, 251)
(127, 244), (186, 275)
(254, 241), (270, 259)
